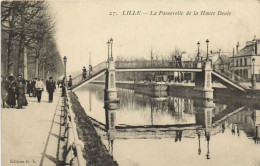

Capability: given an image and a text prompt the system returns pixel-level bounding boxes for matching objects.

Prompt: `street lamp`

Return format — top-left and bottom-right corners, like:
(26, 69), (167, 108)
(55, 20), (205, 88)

(63, 56), (67, 84)
(206, 39), (209, 61)
(107, 40), (110, 61)
(197, 41), (200, 60)
(110, 38), (113, 60)
(251, 57), (256, 89)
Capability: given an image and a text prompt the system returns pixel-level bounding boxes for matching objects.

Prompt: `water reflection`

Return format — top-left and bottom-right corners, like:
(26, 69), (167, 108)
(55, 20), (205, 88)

(76, 84), (260, 166)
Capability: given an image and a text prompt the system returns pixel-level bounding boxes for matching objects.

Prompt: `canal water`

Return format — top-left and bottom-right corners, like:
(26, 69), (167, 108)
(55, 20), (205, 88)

(75, 84), (260, 166)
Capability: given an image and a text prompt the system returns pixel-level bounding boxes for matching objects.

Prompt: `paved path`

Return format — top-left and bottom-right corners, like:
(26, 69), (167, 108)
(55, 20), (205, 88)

(2, 90), (66, 166)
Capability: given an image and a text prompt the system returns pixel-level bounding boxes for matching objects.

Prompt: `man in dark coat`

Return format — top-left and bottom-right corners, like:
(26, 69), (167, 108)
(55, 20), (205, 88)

(68, 75), (72, 88)
(46, 77), (56, 103)
(27, 80), (34, 97)
(32, 78), (37, 97)
(82, 66), (87, 80)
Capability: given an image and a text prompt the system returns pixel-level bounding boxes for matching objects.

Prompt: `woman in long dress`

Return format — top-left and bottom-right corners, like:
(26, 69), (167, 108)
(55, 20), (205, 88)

(16, 76), (28, 109)
(6, 76), (17, 108)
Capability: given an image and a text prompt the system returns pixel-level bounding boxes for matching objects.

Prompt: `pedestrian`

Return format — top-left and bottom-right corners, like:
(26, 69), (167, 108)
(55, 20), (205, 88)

(32, 78), (37, 98)
(46, 77), (56, 103)
(1, 76), (9, 108)
(82, 66), (87, 80)
(68, 75), (72, 88)
(35, 78), (44, 103)
(6, 75), (17, 108)
(16, 75), (28, 109)
(61, 81), (66, 97)
(57, 80), (60, 88)
(27, 80), (34, 97)
(89, 65), (93, 77)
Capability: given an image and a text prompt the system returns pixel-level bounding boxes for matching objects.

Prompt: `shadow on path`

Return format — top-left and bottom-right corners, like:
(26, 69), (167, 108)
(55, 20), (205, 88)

(39, 97), (65, 166)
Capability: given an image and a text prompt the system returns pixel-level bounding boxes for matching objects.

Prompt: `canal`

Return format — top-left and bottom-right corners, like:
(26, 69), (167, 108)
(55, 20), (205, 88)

(75, 84), (260, 166)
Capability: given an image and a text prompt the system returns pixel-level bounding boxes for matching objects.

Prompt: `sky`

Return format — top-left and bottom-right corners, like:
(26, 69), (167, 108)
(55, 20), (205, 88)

(49, 0), (260, 74)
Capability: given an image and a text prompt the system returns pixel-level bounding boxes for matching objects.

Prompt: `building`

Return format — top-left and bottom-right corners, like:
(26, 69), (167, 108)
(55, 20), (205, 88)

(230, 37), (260, 81)
(212, 53), (230, 73)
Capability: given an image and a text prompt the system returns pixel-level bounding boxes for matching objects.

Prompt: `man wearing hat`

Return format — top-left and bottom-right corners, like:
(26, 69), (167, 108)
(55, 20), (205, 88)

(82, 66), (87, 80)
(46, 76), (56, 103)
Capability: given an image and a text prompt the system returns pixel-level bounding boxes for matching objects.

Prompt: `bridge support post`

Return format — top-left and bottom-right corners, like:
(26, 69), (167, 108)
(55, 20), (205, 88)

(104, 59), (119, 147)
(194, 61), (214, 100)
(104, 59), (118, 101)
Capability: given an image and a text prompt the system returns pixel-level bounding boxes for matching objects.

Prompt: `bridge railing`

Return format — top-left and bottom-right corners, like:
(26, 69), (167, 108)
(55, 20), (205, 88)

(213, 69), (248, 89)
(115, 60), (196, 69)
(63, 89), (86, 166)
(214, 68), (247, 82)
(71, 61), (108, 87)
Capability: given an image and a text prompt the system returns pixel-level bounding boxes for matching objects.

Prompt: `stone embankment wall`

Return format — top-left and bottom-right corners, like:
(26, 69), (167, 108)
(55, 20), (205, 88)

(69, 92), (118, 166)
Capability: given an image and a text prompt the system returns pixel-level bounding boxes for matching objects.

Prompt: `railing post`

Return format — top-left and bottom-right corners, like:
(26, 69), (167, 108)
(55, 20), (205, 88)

(70, 142), (78, 166)
(65, 121), (73, 165)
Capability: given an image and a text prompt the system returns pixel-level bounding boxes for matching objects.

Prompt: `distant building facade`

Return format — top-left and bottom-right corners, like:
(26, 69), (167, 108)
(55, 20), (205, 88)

(230, 37), (260, 81)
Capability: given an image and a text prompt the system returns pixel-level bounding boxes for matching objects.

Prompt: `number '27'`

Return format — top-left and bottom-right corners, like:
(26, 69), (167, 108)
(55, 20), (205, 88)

(109, 12), (117, 16)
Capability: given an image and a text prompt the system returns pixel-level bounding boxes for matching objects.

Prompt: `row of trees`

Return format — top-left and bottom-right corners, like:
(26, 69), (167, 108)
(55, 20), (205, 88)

(1, 1), (64, 81)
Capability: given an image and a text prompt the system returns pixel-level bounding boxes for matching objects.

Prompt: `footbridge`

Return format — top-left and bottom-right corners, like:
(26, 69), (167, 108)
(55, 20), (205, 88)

(69, 59), (248, 97)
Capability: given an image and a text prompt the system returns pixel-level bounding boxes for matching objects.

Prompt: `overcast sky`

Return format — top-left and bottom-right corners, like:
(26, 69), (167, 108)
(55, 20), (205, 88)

(49, 0), (260, 73)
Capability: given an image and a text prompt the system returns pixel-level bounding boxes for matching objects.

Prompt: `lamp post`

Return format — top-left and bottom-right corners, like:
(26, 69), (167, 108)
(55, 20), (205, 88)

(206, 39), (209, 61)
(197, 41), (200, 60)
(63, 56), (67, 85)
(251, 57), (256, 89)
(110, 38), (113, 60)
(107, 40), (110, 61)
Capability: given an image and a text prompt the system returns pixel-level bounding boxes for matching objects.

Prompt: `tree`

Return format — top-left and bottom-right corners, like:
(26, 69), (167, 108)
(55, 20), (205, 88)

(1, 1), (63, 80)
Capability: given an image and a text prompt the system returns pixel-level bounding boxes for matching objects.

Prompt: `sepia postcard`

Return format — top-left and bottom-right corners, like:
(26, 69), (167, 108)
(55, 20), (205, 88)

(1, 0), (260, 166)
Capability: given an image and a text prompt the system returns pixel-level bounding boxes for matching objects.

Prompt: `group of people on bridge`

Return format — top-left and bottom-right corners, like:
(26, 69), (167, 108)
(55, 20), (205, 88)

(1, 75), (59, 109)
(65, 65), (93, 89)
(82, 65), (93, 81)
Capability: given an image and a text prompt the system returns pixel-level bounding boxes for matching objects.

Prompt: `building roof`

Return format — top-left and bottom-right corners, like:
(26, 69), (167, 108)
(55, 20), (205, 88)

(214, 54), (230, 65)
(235, 43), (255, 57)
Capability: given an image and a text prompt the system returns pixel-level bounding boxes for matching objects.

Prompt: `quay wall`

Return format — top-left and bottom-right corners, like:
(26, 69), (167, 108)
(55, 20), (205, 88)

(69, 92), (118, 166)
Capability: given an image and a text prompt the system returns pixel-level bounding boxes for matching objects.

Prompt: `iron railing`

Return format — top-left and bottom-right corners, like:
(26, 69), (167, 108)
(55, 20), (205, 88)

(212, 69), (247, 89)
(214, 68), (247, 83)
(71, 61), (108, 88)
(63, 89), (86, 166)
(115, 60), (197, 69)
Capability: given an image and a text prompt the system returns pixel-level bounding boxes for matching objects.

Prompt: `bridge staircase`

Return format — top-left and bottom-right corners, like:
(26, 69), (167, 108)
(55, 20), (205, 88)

(69, 61), (108, 92)
(212, 68), (247, 93)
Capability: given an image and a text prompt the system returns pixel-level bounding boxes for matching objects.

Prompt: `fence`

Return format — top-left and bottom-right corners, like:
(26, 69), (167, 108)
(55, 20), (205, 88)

(63, 89), (86, 166)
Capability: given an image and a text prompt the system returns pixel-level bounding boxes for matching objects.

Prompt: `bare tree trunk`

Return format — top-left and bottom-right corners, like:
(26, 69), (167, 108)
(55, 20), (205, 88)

(23, 47), (28, 80)
(35, 49), (40, 78)
(7, 13), (15, 76)
(17, 34), (25, 76)
(17, 11), (25, 76)
(35, 57), (39, 78)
